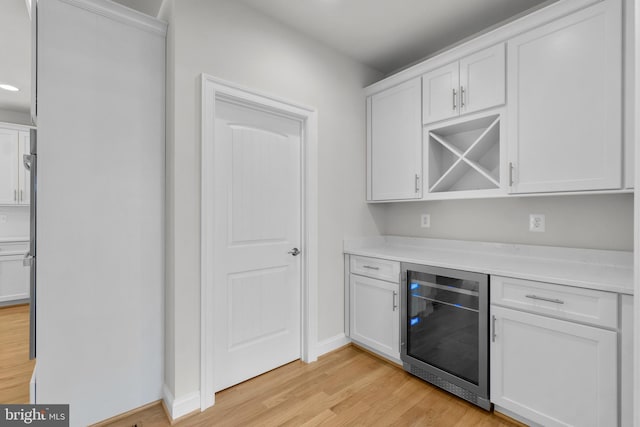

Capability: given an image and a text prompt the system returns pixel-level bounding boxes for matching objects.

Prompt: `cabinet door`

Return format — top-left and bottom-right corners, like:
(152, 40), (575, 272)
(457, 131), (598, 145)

(368, 78), (422, 201)
(507, 0), (621, 193)
(350, 274), (399, 361)
(0, 256), (30, 303)
(18, 131), (30, 205)
(422, 62), (459, 125)
(459, 44), (505, 115)
(0, 129), (19, 205)
(491, 306), (617, 427)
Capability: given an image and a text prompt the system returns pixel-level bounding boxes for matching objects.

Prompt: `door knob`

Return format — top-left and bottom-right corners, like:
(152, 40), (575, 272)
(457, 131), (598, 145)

(288, 248), (300, 256)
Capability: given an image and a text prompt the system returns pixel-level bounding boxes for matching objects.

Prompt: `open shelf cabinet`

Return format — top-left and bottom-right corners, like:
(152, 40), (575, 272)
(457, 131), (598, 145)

(425, 112), (502, 194)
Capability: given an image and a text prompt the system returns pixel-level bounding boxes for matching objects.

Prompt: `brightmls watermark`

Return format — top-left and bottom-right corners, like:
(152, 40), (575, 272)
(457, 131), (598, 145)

(0, 405), (68, 426)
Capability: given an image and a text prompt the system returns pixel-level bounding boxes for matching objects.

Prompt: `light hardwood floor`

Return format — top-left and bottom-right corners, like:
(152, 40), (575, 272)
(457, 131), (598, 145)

(103, 345), (518, 427)
(0, 304), (35, 404)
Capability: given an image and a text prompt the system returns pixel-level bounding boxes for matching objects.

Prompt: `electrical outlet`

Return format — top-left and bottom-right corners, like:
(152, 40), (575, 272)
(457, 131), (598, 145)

(0, 215), (7, 224)
(529, 214), (545, 232)
(421, 214), (431, 228)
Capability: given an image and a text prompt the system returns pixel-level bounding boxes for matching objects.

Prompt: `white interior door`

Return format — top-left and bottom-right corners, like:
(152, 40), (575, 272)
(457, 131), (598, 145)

(213, 98), (302, 392)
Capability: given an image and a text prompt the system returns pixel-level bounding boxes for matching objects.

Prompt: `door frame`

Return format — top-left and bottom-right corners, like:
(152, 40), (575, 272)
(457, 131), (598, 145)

(200, 74), (318, 410)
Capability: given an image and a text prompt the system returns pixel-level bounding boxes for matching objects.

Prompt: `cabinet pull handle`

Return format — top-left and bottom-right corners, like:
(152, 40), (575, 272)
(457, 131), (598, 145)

(509, 162), (514, 186)
(414, 174), (420, 193)
(452, 88), (457, 110)
(460, 86), (465, 108)
(392, 291), (398, 311)
(362, 265), (379, 270)
(492, 315), (497, 342)
(525, 294), (565, 304)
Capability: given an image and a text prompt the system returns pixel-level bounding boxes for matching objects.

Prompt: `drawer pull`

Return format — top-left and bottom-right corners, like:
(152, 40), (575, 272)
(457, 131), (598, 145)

(362, 265), (380, 270)
(525, 294), (565, 304)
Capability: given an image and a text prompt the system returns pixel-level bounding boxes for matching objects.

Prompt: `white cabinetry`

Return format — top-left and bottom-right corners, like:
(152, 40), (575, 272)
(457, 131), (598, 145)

(0, 241), (30, 304)
(348, 255), (400, 362)
(507, 0), (622, 193)
(422, 44), (505, 125)
(0, 128), (30, 205)
(367, 78), (422, 201)
(425, 110), (504, 195)
(490, 276), (618, 427)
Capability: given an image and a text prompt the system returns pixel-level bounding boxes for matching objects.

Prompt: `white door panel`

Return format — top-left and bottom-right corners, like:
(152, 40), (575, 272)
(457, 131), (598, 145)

(507, 1), (621, 193)
(213, 99), (301, 392)
(459, 44), (505, 115)
(0, 129), (18, 205)
(491, 306), (617, 427)
(422, 62), (459, 124)
(369, 78), (422, 201)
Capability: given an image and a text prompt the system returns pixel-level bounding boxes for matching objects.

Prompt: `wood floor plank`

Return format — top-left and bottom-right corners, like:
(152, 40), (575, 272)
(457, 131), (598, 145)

(0, 304), (35, 405)
(152, 346), (515, 427)
(99, 345), (519, 427)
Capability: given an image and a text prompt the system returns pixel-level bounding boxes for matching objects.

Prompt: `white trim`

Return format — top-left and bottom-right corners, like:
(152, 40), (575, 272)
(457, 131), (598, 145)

(0, 121), (34, 131)
(365, 0), (601, 96)
(634, 0), (640, 421)
(316, 333), (351, 357)
(162, 385), (200, 421)
(200, 74), (319, 411)
(56, 0), (167, 36)
(629, 2), (640, 427)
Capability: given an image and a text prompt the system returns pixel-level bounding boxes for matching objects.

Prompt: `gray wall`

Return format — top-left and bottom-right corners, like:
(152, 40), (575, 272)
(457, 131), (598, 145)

(0, 109), (30, 126)
(162, 0), (383, 401)
(379, 193), (633, 251)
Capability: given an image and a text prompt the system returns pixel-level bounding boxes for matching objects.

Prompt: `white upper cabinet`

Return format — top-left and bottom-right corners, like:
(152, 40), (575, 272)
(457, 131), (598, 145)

(0, 128), (29, 205)
(368, 77), (422, 201)
(422, 62), (460, 124)
(459, 44), (505, 116)
(422, 44), (505, 125)
(0, 129), (19, 205)
(507, 0), (622, 193)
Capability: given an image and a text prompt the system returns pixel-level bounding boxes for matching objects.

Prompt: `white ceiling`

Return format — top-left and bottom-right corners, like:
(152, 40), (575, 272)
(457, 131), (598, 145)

(111, 0), (163, 18)
(0, 0), (31, 114)
(237, 0), (554, 74)
(0, 0), (555, 114)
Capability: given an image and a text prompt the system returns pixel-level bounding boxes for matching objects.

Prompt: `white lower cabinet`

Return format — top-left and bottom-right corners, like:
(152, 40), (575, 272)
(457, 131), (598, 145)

(0, 253), (30, 304)
(349, 272), (400, 362)
(490, 305), (618, 427)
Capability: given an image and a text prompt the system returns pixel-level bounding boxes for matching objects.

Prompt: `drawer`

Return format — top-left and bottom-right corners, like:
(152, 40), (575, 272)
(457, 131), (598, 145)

(350, 255), (400, 283)
(491, 276), (617, 329)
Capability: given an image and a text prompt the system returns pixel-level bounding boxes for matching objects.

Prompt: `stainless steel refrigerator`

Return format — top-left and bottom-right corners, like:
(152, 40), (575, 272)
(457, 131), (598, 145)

(23, 128), (36, 360)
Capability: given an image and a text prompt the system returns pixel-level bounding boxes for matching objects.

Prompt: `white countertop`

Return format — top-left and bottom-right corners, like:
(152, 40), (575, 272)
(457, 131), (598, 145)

(0, 237), (29, 243)
(344, 236), (634, 295)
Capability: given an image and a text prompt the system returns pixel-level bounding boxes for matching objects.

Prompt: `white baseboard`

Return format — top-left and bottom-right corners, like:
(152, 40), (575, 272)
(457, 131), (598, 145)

(315, 333), (351, 357)
(494, 405), (541, 427)
(162, 385), (200, 421)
